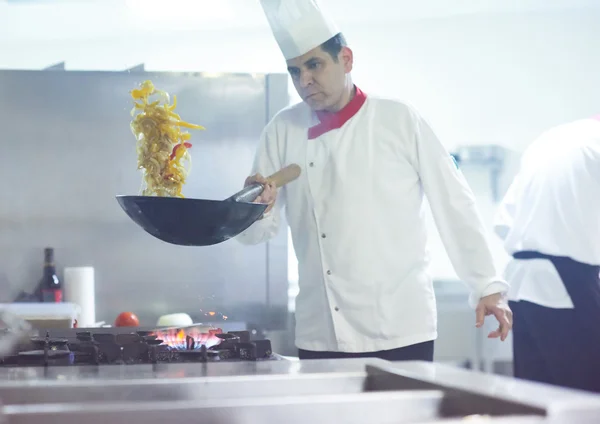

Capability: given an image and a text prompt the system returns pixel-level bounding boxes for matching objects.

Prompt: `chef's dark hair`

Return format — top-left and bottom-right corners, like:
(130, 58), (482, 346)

(320, 33), (347, 62)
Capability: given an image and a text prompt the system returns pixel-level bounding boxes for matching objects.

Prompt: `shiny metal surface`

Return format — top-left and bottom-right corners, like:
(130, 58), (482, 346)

(389, 361), (600, 411)
(421, 419), (545, 424)
(0, 372), (368, 404)
(0, 359), (598, 423)
(0, 69), (290, 331)
(3, 391), (444, 424)
(0, 357), (381, 381)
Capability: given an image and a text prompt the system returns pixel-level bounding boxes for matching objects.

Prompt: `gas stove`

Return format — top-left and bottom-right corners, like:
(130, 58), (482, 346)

(0, 326), (275, 367)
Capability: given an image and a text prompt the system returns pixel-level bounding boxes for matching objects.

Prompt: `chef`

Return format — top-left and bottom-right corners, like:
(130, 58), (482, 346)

(237, 0), (513, 361)
(494, 116), (600, 392)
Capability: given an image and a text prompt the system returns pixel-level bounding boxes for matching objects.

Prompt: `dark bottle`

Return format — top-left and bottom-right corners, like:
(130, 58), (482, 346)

(40, 247), (63, 303)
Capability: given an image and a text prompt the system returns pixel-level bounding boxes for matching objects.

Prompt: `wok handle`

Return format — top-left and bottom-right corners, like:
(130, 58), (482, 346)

(227, 164), (302, 203)
(267, 164), (302, 188)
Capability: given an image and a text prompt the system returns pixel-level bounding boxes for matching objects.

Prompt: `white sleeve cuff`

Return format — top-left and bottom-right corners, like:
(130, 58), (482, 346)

(468, 280), (510, 308)
(236, 207), (279, 245)
(259, 208), (274, 220)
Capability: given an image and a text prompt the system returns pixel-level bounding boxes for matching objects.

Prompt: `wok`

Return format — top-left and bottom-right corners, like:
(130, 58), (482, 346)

(116, 164), (301, 246)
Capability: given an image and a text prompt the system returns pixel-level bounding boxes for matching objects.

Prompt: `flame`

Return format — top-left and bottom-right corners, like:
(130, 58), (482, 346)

(152, 327), (223, 350)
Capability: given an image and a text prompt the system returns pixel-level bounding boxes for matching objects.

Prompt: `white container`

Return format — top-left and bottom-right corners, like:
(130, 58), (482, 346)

(64, 266), (95, 327)
(0, 303), (81, 329)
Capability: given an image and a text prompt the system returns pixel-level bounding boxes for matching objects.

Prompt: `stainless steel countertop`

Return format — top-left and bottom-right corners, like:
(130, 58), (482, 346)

(0, 357), (379, 383)
(0, 359), (599, 424)
(0, 358), (597, 403)
(390, 361), (600, 409)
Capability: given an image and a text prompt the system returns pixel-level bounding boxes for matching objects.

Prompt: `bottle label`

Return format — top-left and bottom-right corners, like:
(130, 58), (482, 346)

(42, 289), (63, 303)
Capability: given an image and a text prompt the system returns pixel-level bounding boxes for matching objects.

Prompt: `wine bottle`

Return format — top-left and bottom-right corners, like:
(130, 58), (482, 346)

(40, 247), (63, 303)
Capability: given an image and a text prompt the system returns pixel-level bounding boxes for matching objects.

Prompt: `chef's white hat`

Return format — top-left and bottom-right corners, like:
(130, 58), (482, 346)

(260, 0), (340, 60)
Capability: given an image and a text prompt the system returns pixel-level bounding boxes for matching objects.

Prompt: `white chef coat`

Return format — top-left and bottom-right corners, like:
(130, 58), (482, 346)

(237, 88), (508, 352)
(494, 118), (600, 309)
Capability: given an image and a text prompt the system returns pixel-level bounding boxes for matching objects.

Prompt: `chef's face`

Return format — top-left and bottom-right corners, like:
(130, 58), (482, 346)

(287, 45), (353, 112)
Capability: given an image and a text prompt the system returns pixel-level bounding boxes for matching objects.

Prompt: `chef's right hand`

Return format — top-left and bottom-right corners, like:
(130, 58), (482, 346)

(245, 173), (277, 216)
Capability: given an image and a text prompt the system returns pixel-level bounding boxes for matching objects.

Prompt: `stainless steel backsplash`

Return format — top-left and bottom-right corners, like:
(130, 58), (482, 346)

(0, 69), (290, 330)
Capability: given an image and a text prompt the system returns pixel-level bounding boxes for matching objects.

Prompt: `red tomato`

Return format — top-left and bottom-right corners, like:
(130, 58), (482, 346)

(114, 312), (140, 327)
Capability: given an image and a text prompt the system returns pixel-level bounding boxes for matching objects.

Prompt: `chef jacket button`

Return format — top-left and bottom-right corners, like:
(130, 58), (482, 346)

(327, 270), (332, 275)
(309, 162), (314, 167)
(321, 233), (326, 238)
(334, 306), (340, 311)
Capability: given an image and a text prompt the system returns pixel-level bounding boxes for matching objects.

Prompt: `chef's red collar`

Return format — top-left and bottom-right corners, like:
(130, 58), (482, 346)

(308, 86), (367, 140)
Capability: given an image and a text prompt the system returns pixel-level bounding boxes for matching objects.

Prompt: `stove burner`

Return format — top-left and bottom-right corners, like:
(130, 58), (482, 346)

(30, 337), (69, 350)
(18, 350), (74, 366)
(122, 342), (148, 364)
(229, 331), (251, 343)
(239, 340), (272, 360)
(186, 335), (195, 350)
(116, 333), (142, 345)
(178, 344), (208, 362)
(76, 332), (93, 342)
(69, 342), (100, 365)
(93, 333), (116, 344)
(215, 333), (238, 340)
(0, 328), (275, 367)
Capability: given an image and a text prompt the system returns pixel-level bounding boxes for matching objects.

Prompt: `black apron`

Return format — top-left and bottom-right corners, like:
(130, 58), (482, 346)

(510, 250), (600, 392)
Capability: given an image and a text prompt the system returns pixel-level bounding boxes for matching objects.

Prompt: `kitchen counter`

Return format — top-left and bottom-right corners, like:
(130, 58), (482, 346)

(0, 359), (599, 424)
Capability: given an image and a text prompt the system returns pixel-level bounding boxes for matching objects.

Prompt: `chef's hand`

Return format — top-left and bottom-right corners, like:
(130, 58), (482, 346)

(245, 173), (278, 216)
(475, 293), (513, 341)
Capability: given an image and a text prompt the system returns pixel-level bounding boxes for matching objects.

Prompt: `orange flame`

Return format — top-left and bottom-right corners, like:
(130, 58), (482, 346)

(152, 327), (223, 350)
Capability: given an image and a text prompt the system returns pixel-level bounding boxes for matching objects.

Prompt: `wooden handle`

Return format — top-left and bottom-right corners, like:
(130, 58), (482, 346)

(266, 164), (302, 188)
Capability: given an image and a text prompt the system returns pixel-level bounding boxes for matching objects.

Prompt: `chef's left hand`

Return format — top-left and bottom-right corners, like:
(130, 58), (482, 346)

(475, 293), (513, 341)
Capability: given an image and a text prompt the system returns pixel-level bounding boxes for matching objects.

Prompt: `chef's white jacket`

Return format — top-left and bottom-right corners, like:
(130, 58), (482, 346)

(494, 118), (600, 309)
(237, 89), (508, 352)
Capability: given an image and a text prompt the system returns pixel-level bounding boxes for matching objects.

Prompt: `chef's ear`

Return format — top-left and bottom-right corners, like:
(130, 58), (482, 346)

(340, 47), (353, 73)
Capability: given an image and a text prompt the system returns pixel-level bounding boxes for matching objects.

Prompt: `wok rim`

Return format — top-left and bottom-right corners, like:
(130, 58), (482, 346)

(115, 194), (269, 206)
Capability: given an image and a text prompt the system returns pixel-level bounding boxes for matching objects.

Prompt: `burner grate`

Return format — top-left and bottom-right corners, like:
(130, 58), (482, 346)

(0, 329), (275, 367)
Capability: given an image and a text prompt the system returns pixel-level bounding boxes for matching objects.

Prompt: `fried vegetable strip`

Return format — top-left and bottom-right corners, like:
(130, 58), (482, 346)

(130, 80), (204, 198)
